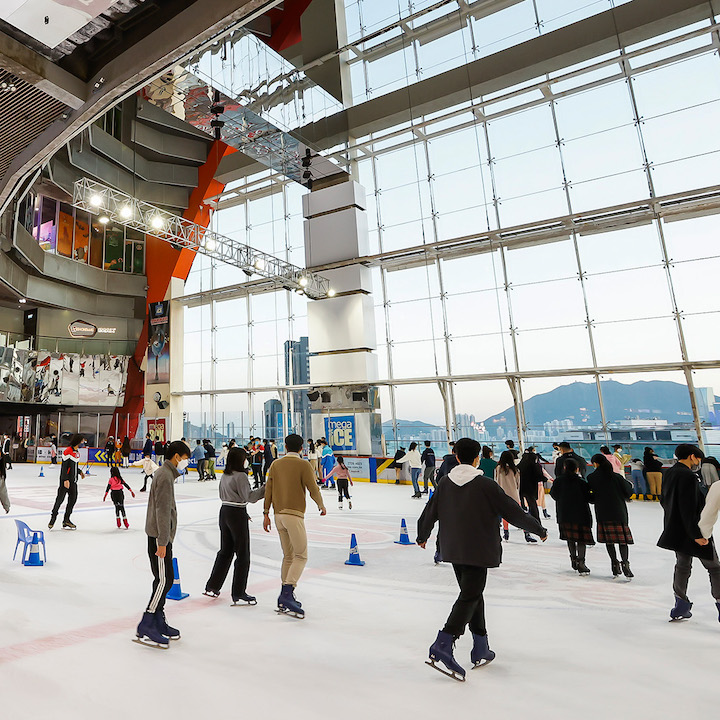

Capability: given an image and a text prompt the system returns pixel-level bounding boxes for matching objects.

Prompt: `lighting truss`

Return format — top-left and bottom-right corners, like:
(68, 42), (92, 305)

(72, 178), (332, 299)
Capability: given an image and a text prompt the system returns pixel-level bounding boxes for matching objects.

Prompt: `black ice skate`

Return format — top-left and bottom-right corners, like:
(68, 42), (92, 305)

(621, 561), (634, 579)
(277, 584), (304, 618)
(426, 630), (466, 682)
(133, 612), (169, 649)
(669, 597), (692, 621)
(470, 632), (496, 669)
(576, 561), (590, 576)
(155, 610), (180, 640)
(62, 520), (76, 530)
(611, 560), (621, 578)
(232, 593), (257, 606)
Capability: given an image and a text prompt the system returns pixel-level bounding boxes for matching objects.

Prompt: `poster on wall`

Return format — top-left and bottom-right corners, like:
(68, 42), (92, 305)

(147, 301), (170, 385)
(147, 418), (167, 443)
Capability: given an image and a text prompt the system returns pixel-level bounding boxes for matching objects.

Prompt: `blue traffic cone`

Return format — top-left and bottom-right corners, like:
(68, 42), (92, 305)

(23, 533), (44, 566)
(38, 465), (44, 478)
(166, 557), (189, 600)
(428, 488), (434, 500)
(345, 533), (365, 566)
(395, 518), (414, 546)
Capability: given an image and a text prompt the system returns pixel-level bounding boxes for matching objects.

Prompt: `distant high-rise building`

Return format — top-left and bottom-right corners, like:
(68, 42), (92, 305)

(263, 398), (283, 440)
(285, 337), (311, 439)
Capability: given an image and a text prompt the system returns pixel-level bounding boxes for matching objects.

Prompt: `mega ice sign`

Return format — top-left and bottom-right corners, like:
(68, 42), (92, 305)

(324, 416), (356, 452)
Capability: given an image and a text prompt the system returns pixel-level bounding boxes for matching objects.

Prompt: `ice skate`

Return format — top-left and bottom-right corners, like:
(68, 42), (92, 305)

(576, 561), (590, 576)
(62, 520), (76, 530)
(621, 561), (633, 579)
(611, 560), (621, 578)
(277, 584), (304, 619)
(116, 517), (122, 528)
(470, 632), (496, 668)
(348, 500), (352, 509)
(524, 532), (537, 543)
(542, 509), (551, 519)
(133, 612), (169, 649)
(669, 597), (692, 621)
(716, 602), (720, 623)
(426, 630), (466, 682)
(203, 589), (220, 599)
(123, 518), (129, 529)
(503, 529), (509, 541)
(48, 518), (55, 530)
(232, 593), (257, 606)
(338, 502), (343, 510)
(155, 610), (180, 640)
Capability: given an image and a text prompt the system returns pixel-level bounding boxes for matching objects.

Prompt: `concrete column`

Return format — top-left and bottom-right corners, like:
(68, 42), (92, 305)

(303, 180), (381, 455)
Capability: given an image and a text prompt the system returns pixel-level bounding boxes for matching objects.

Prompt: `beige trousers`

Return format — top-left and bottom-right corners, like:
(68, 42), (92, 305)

(275, 513), (308, 587)
(646, 471), (663, 497)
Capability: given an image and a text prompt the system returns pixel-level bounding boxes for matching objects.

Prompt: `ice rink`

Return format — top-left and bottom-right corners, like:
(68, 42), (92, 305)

(1, 463), (718, 719)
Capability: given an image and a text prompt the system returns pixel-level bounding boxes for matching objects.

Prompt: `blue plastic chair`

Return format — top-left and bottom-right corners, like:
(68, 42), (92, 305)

(13, 519), (47, 563)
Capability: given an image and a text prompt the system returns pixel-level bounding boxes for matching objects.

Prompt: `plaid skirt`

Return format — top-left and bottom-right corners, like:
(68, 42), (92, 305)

(597, 521), (634, 545)
(559, 522), (595, 545)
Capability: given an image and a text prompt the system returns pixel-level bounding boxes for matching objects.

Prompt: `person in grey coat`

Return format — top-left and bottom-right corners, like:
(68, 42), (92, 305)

(135, 440), (191, 649)
(0, 456), (10, 513)
(204, 447), (265, 605)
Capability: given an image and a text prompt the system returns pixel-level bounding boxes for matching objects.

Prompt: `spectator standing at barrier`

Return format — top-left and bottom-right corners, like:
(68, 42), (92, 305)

(494, 450), (521, 542)
(154, 436), (165, 463)
(192, 440), (206, 482)
(518, 449), (544, 544)
(397, 442), (423, 499)
(551, 458), (594, 575)
(263, 434), (326, 618)
(601, 445), (623, 476)
(121, 436), (132, 468)
(504, 439), (519, 460)
(135, 440), (191, 648)
(613, 445), (630, 474)
(555, 441), (587, 478)
(48, 434), (85, 530)
(104, 436), (115, 468)
(658, 444), (720, 621)
(478, 446), (497, 480)
(417, 438), (547, 681)
(701, 456), (720, 488)
(204, 439), (217, 481)
(204, 447), (265, 605)
(643, 446), (664, 501)
(587, 454), (634, 578)
(143, 433), (153, 458)
(0, 456), (10, 513)
(629, 457), (648, 499)
(391, 447), (406, 485)
(50, 437), (57, 465)
(421, 441), (437, 494)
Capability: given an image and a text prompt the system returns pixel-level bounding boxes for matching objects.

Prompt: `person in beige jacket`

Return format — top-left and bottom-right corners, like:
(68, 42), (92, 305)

(263, 433), (326, 618)
(494, 450), (521, 542)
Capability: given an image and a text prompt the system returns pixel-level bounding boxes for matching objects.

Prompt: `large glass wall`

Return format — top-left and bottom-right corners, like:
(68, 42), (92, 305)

(178, 1), (720, 460)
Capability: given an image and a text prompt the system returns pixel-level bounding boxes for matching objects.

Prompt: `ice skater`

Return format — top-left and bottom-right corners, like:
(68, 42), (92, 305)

(0, 456), (10, 513)
(204, 447), (265, 605)
(49, 434), (85, 530)
(699, 476), (720, 623)
(133, 453), (159, 492)
(104, 466), (135, 528)
(320, 440), (336, 488)
(550, 458), (594, 575)
(326, 455), (353, 509)
(417, 438), (547, 681)
(494, 450), (521, 541)
(658, 444), (720, 621)
(134, 440), (191, 649)
(263, 434), (326, 618)
(587, 454), (634, 578)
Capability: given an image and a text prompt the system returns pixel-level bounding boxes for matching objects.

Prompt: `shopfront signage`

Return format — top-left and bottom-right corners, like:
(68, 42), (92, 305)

(68, 320), (117, 338)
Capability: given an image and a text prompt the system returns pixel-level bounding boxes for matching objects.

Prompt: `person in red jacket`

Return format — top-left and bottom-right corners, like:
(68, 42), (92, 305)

(104, 466), (135, 528)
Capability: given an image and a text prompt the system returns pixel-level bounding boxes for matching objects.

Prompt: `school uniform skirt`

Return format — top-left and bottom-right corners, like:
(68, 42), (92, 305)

(597, 521), (633, 545)
(558, 523), (595, 545)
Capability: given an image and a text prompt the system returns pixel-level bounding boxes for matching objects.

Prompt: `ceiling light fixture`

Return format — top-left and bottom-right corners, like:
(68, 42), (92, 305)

(151, 216), (164, 230)
(19, 298), (26, 304)
(99, 215), (109, 225)
(120, 206), (132, 219)
(327, 288), (336, 297)
(299, 277), (308, 287)
(89, 194), (103, 207)
(254, 258), (265, 271)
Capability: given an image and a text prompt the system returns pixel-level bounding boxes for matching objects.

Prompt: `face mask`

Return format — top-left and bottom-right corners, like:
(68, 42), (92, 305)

(177, 458), (189, 471)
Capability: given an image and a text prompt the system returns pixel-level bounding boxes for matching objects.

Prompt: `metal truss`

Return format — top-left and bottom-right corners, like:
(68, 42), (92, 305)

(72, 177), (332, 300)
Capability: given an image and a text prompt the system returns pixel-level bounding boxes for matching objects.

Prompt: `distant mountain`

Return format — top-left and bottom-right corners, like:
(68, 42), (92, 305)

(483, 380), (712, 429)
(382, 419), (439, 428)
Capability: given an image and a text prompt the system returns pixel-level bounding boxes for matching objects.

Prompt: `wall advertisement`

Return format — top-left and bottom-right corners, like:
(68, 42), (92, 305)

(324, 415), (356, 452)
(147, 301), (170, 385)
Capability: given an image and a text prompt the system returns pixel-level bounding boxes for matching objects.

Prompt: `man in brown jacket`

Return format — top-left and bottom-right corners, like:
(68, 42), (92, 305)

(263, 433), (326, 618)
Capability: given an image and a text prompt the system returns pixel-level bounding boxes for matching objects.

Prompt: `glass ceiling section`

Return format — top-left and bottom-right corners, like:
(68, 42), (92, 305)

(343, 0), (634, 104)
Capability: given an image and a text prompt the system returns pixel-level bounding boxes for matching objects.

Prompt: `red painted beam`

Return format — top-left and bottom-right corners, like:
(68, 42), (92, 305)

(265, 0), (313, 53)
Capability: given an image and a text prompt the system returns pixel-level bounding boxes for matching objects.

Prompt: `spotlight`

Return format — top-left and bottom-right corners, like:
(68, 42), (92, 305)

(299, 277), (308, 287)
(295, 288), (305, 295)
(242, 269), (253, 278)
(120, 205), (132, 219)
(99, 215), (109, 225)
(19, 298), (26, 304)
(254, 257), (265, 271)
(327, 288), (336, 297)
(89, 194), (103, 207)
(205, 238), (217, 252)
(151, 216), (164, 230)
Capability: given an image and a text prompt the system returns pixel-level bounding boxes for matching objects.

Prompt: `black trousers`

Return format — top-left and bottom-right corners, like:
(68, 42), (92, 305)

(251, 463), (263, 487)
(51, 482), (78, 522)
(521, 489), (540, 522)
(206, 505), (251, 599)
(197, 458), (206, 480)
(673, 550), (720, 602)
(146, 537), (174, 614)
(110, 489), (126, 517)
(337, 478), (350, 501)
(443, 564), (488, 638)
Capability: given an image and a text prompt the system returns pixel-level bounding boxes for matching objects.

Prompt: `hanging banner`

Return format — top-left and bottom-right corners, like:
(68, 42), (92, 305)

(147, 301), (170, 384)
(147, 418), (167, 444)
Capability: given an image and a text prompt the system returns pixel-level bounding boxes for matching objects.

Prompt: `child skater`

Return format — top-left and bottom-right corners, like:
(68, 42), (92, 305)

(133, 453), (159, 492)
(587, 453), (634, 578)
(417, 438), (547, 681)
(326, 455), (353, 509)
(104, 466), (135, 528)
(550, 457), (594, 575)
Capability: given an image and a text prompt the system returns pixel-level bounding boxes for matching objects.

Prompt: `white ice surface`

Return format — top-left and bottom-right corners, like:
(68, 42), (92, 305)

(0, 464), (718, 719)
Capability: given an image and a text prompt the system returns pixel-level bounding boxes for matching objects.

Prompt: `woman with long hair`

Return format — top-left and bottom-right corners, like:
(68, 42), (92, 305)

(518, 449), (544, 543)
(643, 446), (663, 500)
(307, 439), (321, 484)
(701, 456), (720, 488)
(588, 454), (634, 578)
(204, 447), (265, 605)
(121, 436), (131, 468)
(550, 458), (594, 575)
(397, 441), (423, 499)
(494, 451), (526, 542)
(600, 445), (623, 476)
